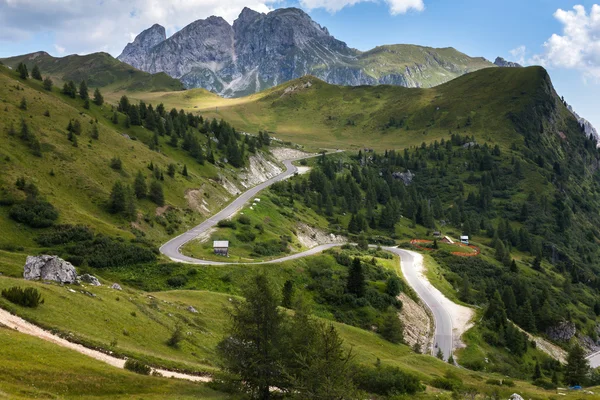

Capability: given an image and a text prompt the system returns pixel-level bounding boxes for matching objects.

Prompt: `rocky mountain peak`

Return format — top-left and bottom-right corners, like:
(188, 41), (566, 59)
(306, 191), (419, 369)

(118, 23), (166, 67)
(494, 57), (522, 68)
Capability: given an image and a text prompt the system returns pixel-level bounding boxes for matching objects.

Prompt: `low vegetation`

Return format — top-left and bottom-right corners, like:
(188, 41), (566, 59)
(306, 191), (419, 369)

(1, 286), (44, 308)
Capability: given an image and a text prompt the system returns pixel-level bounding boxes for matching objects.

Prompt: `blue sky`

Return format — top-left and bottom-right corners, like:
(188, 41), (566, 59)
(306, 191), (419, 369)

(0, 0), (598, 128)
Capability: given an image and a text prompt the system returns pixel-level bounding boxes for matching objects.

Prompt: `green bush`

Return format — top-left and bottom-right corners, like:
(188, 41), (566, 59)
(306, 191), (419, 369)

(9, 199), (58, 228)
(1, 287), (44, 308)
(166, 275), (188, 287)
(430, 376), (463, 392)
(532, 378), (556, 390)
(217, 219), (236, 229)
(485, 378), (501, 386)
(166, 325), (184, 348)
(236, 228), (256, 243)
(353, 365), (423, 395)
(502, 379), (515, 387)
(124, 359), (151, 375)
(36, 225), (94, 246)
(237, 215), (251, 225)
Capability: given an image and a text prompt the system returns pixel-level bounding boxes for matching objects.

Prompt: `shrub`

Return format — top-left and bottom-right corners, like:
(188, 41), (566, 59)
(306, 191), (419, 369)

(485, 378), (501, 386)
(430, 376), (463, 392)
(167, 275), (188, 287)
(532, 378), (556, 390)
(502, 379), (515, 387)
(124, 359), (151, 375)
(36, 225), (94, 246)
(217, 219), (236, 229)
(236, 228), (256, 243)
(9, 199), (58, 228)
(109, 157), (122, 170)
(166, 325), (184, 348)
(237, 215), (251, 225)
(353, 365), (423, 395)
(1, 287), (44, 308)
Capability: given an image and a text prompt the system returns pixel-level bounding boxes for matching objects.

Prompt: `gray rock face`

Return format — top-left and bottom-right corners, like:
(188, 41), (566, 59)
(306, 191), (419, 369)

(23, 255), (77, 284)
(187, 305), (198, 313)
(111, 283), (123, 291)
(494, 57), (522, 68)
(547, 321), (577, 342)
(509, 394), (524, 400)
(118, 7), (492, 97)
(567, 104), (599, 145)
(79, 273), (101, 286)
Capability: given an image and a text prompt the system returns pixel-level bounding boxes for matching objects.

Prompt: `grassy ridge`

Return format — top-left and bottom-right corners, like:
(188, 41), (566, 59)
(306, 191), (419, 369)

(0, 52), (184, 92)
(123, 67), (550, 152)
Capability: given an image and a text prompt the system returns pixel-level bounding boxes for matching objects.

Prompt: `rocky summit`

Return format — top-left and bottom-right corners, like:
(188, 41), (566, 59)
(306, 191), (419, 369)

(494, 56), (523, 68)
(118, 7), (494, 97)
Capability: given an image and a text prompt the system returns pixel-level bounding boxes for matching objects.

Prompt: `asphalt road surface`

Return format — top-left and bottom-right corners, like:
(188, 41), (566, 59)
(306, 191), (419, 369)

(385, 247), (452, 360)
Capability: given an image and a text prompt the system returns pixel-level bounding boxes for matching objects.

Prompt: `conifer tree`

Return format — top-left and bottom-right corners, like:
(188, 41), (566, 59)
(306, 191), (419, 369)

(109, 182), (126, 214)
(380, 311), (404, 344)
(93, 88), (104, 106)
(31, 65), (42, 80)
(281, 280), (294, 309)
(565, 344), (589, 386)
(182, 164), (188, 177)
(149, 181), (164, 206)
(133, 171), (147, 199)
(43, 76), (53, 91)
(79, 80), (89, 100)
(17, 62), (28, 79)
(19, 97), (27, 110)
(90, 124), (99, 140)
(347, 257), (365, 297)
(111, 111), (118, 124)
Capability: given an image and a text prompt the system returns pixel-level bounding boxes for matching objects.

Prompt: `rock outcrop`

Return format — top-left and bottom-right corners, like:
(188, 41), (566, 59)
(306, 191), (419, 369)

(547, 320), (577, 342)
(23, 255), (77, 284)
(79, 274), (101, 286)
(118, 7), (494, 97)
(494, 57), (522, 68)
(111, 283), (123, 291)
(566, 104), (599, 146)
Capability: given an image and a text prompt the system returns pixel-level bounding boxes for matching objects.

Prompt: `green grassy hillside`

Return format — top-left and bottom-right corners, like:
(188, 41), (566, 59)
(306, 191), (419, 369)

(127, 67), (551, 151)
(355, 45), (494, 85)
(0, 52), (184, 92)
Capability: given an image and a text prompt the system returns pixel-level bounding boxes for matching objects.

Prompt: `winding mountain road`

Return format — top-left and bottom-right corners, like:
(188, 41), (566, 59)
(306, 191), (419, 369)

(160, 153), (461, 360)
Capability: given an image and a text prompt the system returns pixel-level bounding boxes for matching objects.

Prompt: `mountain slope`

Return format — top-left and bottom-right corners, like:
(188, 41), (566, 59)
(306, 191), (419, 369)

(117, 7), (495, 96)
(1, 51), (184, 92)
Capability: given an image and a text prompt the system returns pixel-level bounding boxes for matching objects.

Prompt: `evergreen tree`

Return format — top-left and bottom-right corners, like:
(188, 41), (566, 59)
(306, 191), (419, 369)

(501, 287), (518, 321)
(565, 345), (589, 386)
(379, 311), (404, 344)
(93, 88), (104, 106)
(111, 111), (118, 124)
(149, 181), (164, 206)
(385, 276), (402, 297)
(532, 256), (542, 271)
(281, 280), (294, 309)
(484, 290), (507, 329)
(448, 354), (455, 364)
(436, 348), (444, 360)
(43, 77), (53, 91)
(90, 124), (99, 140)
(16, 62), (28, 79)
(217, 274), (284, 399)
(31, 65), (42, 80)
(79, 80), (89, 100)
(109, 182), (126, 214)
(19, 97), (27, 110)
(124, 185), (136, 221)
(533, 360), (542, 380)
(83, 99), (90, 109)
(182, 164), (188, 177)
(167, 163), (176, 177)
(347, 257), (365, 298)
(133, 171), (147, 199)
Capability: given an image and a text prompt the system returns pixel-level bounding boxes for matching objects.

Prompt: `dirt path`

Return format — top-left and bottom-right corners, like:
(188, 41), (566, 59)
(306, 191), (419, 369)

(0, 307), (210, 382)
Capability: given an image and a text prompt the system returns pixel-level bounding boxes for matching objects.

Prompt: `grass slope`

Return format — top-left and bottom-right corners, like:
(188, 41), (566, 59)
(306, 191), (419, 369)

(0, 326), (227, 400)
(124, 67), (550, 152)
(0, 51), (184, 92)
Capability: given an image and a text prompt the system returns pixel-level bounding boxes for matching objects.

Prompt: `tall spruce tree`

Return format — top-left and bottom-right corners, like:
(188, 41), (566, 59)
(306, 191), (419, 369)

(347, 257), (365, 298)
(79, 80), (89, 100)
(31, 65), (42, 80)
(565, 345), (589, 386)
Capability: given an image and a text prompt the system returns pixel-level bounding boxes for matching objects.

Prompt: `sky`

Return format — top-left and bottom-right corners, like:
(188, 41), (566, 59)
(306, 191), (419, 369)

(0, 0), (598, 128)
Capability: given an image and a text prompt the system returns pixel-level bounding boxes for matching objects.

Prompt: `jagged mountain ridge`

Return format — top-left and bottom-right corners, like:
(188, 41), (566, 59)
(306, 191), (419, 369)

(118, 7), (494, 97)
(494, 57), (522, 68)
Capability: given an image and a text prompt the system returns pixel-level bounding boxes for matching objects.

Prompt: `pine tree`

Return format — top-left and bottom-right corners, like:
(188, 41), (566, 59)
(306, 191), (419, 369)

(167, 163), (176, 177)
(79, 80), (89, 100)
(133, 171), (147, 199)
(436, 348), (444, 360)
(17, 62), (28, 79)
(111, 111), (118, 124)
(281, 280), (294, 308)
(484, 290), (507, 329)
(448, 354), (455, 364)
(109, 182), (126, 214)
(31, 65), (42, 80)
(19, 119), (30, 141)
(43, 77), (53, 91)
(83, 99), (90, 109)
(182, 164), (188, 177)
(90, 124), (99, 139)
(518, 300), (536, 332)
(93, 88), (104, 106)
(346, 257), (365, 297)
(19, 97), (27, 110)
(533, 360), (542, 380)
(149, 181), (164, 206)
(565, 345), (589, 386)
(379, 311), (404, 344)
(217, 274), (283, 399)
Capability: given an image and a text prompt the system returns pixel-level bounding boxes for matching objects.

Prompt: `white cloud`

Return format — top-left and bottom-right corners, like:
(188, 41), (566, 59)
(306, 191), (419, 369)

(533, 4), (600, 81)
(0, 0), (277, 57)
(53, 44), (66, 55)
(298, 0), (424, 14)
(509, 45), (526, 65)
